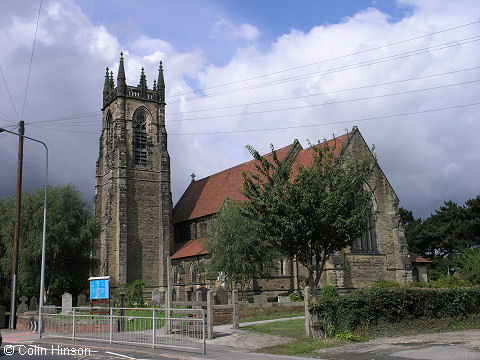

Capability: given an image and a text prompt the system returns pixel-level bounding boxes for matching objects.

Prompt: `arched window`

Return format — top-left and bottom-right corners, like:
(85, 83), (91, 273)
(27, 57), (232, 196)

(133, 111), (147, 164)
(352, 199), (377, 253)
(106, 111), (113, 152)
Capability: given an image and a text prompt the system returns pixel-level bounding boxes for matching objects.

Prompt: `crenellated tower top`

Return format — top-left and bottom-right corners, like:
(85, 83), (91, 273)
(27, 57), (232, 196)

(102, 52), (166, 109)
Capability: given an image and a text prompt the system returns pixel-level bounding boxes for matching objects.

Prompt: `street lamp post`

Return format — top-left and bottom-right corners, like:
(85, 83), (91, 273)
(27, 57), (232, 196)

(0, 127), (48, 335)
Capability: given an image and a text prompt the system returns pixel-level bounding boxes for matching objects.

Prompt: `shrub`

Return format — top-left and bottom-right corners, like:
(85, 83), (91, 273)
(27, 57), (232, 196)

(372, 279), (401, 288)
(289, 291), (303, 302)
(430, 275), (471, 288)
(116, 280), (149, 307)
(311, 287), (480, 336)
(321, 285), (339, 299)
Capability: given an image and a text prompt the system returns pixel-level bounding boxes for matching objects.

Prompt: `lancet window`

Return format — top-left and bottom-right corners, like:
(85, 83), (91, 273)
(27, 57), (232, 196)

(351, 199), (377, 253)
(133, 111), (147, 164)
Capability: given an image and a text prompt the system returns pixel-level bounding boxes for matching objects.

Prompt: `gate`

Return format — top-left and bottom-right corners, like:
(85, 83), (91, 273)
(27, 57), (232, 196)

(40, 307), (206, 354)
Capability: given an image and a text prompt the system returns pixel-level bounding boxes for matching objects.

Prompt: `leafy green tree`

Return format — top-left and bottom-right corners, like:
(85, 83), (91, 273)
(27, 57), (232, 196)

(459, 248), (480, 285)
(242, 136), (375, 298)
(0, 184), (99, 306)
(205, 200), (280, 299)
(403, 196), (480, 280)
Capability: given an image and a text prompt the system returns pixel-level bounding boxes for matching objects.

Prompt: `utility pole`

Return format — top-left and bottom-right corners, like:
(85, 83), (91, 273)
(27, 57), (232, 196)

(10, 120), (24, 330)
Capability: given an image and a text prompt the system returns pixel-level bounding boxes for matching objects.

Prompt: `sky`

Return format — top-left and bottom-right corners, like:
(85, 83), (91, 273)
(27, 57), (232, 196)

(0, 0), (479, 219)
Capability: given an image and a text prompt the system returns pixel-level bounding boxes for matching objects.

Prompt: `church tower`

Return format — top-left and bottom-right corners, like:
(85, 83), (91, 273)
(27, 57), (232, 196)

(95, 53), (172, 289)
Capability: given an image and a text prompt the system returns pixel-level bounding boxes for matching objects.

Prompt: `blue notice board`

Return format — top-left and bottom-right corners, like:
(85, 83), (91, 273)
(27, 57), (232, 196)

(89, 277), (110, 300)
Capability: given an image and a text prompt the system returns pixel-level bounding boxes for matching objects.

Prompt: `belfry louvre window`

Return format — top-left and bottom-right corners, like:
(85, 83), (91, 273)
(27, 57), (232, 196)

(352, 201), (377, 253)
(134, 112), (147, 164)
(106, 112), (113, 152)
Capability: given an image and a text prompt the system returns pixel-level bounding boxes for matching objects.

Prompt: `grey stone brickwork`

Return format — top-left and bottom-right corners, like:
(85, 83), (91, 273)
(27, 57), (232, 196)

(95, 54), (173, 289)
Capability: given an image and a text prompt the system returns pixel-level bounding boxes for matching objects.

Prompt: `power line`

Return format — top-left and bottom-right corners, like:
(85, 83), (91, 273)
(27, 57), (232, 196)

(26, 124), (98, 134)
(166, 19), (480, 99)
(166, 79), (480, 122)
(29, 111), (99, 125)
(168, 102), (480, 136)
(23, 66), (480, 126)
(167, 36), (480, 104)
(20, 0), (42, 121)
(166, 66), (480, 116)
(0, 64), (20, 122)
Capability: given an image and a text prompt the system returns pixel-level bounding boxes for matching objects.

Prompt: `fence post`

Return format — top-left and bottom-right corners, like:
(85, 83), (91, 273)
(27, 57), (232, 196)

(72, 308), (76, 340)
(232, 289), (239, 329)
(207, 289), (213, 339)
(304, 286), (311, 338)
(152, 309), (156, 348)
(109, 308), (113, 343)
(202, 308), (206, 355)
(166, 256), (172, 334)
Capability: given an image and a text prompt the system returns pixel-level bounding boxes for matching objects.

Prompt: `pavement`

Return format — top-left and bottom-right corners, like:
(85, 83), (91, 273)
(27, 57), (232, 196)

(1, 317), (305, 360)
(2, 317), (480, 360)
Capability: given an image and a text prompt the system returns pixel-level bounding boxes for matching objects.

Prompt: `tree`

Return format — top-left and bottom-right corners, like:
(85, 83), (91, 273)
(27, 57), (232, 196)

(0, 184), (99, 306)
(403, 196), (480, 280)
(205, 200), (280, 299)
(242, 136), (375, 298)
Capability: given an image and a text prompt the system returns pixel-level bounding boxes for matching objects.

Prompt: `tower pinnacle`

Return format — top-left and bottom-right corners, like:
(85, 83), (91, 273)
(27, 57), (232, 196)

(117, 52), (126, 95)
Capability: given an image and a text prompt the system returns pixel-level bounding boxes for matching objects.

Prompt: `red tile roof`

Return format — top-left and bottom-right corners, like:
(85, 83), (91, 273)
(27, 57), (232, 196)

(173, 143), (294, 223)
(173, 133), (352, 225)
(408, 252), (431, 263)
(171, 238), (210, 259)
(291, 133), (350, 175)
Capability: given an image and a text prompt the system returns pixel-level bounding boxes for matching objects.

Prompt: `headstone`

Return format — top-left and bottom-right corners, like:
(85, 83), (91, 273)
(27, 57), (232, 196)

(278, 296), (291, 303)
(213, 285), (228, 305)
(253, 294), (267, 305)
(152, 288), (162, 305)
(77, 293), (87, 307)
(17, 296), (28, 314)
(29, 296), (38, 312)
(42, 305), (56, 314)
(61, 292), (72, 314)
(197, 287), (208, 301)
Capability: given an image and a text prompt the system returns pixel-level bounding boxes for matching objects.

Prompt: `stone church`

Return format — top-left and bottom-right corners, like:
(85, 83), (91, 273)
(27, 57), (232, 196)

(95, 54), (413, 295)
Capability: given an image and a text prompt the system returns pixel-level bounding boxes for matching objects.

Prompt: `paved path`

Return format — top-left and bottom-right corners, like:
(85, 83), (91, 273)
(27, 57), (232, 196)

(208, 316), (303, 349)
(315, 329), (480, 360)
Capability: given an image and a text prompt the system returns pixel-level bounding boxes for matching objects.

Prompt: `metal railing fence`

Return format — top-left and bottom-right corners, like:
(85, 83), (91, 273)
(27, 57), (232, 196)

(40, 307), (206, 354)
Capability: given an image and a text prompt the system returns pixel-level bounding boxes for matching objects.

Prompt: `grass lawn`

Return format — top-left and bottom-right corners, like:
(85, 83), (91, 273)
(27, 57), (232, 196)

(243, 314), (480, 356)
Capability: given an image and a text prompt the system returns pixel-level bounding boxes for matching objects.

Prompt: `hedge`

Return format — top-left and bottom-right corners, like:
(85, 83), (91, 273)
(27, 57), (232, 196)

(310, 287), (480, 334)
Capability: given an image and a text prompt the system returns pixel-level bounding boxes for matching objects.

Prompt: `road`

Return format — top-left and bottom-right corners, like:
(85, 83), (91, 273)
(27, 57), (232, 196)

(1, 344), (173, 359)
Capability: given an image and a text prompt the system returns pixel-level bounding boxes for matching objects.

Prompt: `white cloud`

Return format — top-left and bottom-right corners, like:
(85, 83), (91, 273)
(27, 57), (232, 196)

(211, 17), (260, 42)
(1, 0), (479, 219)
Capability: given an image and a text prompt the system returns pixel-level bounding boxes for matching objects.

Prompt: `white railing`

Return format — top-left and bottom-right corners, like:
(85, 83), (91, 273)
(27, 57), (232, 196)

(40, 307), (206, 354)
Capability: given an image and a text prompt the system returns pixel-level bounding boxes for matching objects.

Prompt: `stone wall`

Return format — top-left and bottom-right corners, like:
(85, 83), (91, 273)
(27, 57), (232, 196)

(95, 64), (172, 289)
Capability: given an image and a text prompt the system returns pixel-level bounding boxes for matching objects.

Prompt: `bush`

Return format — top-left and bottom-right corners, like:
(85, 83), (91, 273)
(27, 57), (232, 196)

(430, 275), (471, 288)
(321, 285), (339, 299)
(311, 287), (480, 336)
(289, 291), (303, 302)
(372, 279), (401, 288)
(116, 280), (149, 307)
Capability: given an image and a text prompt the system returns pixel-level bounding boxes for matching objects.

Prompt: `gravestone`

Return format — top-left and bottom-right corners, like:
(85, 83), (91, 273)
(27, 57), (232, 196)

(152, 288), (162, 305)
(77, 293), (87, 306)
(17, 296), (28, 314)
(278, 296), (291, 303)
(29, 296), (38, 311)
(42, 305), (56, 314)
(253, 294), (267, 305)
(213, 285), (228, 305)
(61, 293), (72, 314)
(197, 287), (208, 302)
